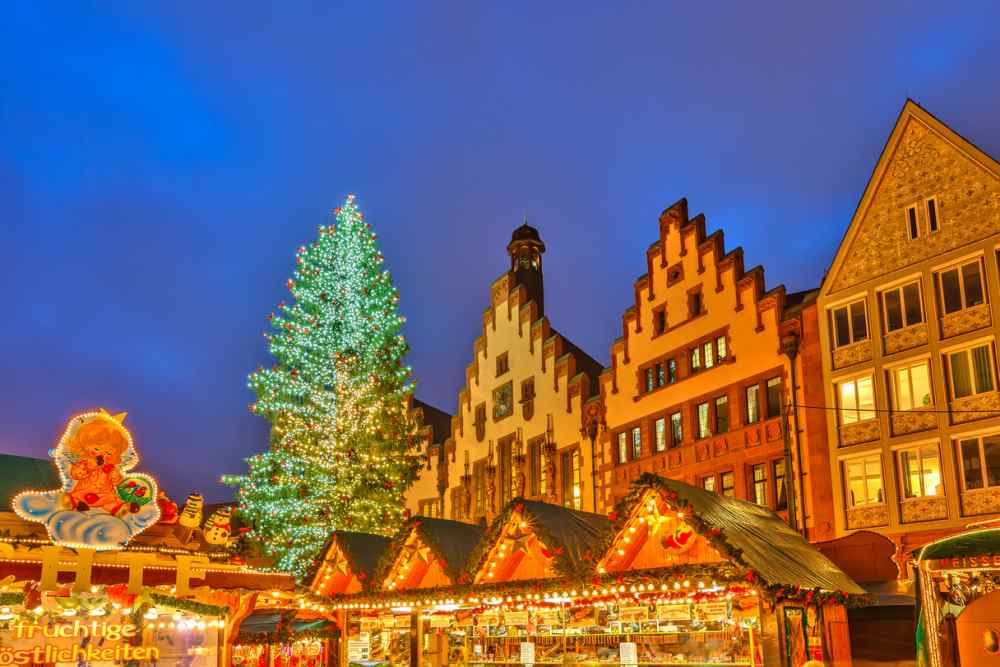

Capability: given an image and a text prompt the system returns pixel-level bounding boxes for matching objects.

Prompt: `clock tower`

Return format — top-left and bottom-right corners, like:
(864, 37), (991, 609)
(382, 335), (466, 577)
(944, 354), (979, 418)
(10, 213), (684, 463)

(507, 220), (546, 315)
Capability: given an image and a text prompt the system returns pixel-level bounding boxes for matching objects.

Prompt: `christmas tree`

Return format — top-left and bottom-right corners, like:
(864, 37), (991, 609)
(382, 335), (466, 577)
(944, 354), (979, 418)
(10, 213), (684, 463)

(225, 195), (422, 579)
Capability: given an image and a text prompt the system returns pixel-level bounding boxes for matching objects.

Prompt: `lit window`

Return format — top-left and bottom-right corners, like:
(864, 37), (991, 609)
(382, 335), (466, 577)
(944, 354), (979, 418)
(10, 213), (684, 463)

(631, 426), (642, 460)
(882, 282), (924, 333)
(745, 385), (760, 424)
(720, 471), (735, 498)
(716, 335), (727, 360)
(831, 300), (868, 348)
(845, 455), (883, 507)
(773, 460), (787, 510)
(899, 446), (941, 499)
(697, 402), (710, 439)
(669, 411), (683, 447)
(938, 260), (985, 315)
(561, 450), (581, 510)
(891, 360), (932, 411)
(654, 417), (666, 452)
(616, 432), (627, 465)
(959, 434), (1000, 491)
(947, 344), (996, 400)
(690, 347), (701, 372)
(703, 341), (714, 369)
(702, 475), (716, 492)
(838, 375), (876, 424)
(750, 464), (767, 505)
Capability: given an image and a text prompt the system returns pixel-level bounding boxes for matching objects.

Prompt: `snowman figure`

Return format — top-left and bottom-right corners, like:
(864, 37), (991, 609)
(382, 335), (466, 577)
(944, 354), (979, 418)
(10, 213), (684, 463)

(202, 506), (235, 547)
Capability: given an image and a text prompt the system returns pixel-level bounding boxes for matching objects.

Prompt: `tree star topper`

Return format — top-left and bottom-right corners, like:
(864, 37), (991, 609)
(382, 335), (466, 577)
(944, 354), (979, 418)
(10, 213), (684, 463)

(13, 409), (161, 550)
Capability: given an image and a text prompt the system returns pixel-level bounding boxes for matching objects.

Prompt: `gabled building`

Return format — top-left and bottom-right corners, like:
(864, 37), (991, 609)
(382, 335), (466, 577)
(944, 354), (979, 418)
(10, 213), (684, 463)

(597, 199), (837, 542)
(817, 100), (1000, 553)
(403, 224), (604, 522)
(405, 398), (454, 517)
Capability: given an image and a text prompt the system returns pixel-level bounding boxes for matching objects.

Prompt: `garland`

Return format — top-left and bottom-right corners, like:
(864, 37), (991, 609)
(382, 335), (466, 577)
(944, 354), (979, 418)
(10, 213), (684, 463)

(318, 563), (750, 609)
(0, 592), (25, 607)
(235, 612), (337, 644)
(149, 593), (229, 617)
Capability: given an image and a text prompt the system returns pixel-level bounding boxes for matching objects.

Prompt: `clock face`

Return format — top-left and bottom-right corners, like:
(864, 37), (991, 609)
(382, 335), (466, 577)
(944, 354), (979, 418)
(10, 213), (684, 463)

(518, 253), (532, 269)
(493, 381), (513, 420)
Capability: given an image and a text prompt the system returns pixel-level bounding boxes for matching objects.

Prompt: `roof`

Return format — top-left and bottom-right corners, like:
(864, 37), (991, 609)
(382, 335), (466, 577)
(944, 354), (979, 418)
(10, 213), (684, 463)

(519, 499), (611, 574)
(915, 526), (1000, 562)
(412, 398), (452, 446)
(413, 517), (485, 580)
(509, 221), (544, 249)
(0, 454), (59, 508)
(467, 498), (612, 579)
(550, 328), (605, 395)
(780, 287), (819, 320)
(619, 474), (864, 594)
(334, 531), (391, 578)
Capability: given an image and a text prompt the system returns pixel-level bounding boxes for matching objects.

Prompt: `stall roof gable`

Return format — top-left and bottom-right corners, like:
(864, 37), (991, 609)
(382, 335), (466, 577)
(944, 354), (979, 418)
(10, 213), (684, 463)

(376, 516), (485, 586)
(619, 475), (864, 594)
(310, 531), (390, 591)
(468, 498), (612, 581)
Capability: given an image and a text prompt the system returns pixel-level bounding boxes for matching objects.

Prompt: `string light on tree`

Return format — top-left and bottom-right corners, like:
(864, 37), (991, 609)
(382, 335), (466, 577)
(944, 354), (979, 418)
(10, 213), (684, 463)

(224, 195), (422, 580)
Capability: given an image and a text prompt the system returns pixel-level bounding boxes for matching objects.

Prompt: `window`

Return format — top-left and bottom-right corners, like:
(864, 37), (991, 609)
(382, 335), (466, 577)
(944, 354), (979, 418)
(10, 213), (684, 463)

(689, 290), (703, 317)
(939, 260), (985, 315)
(947, 344), (996, 399)
(838, 375), (876, 424)
(655, 363), (665, 388)
(745, 385), (760, 424)
(720, 471), (735, 498)
(898, 446), (942, 499)
(773, 460), (787, 510)
(474, 461), (486, 515)
(669, 412), (683, 447)
(690, 347), (701, 373)
(631, 426), (642, 460)
(616, 432), (628, 465)
(697, 402), (710, 439)
(891, 360), (932, 410)
(667, 359), (678, 383)
(715, 396), (729, 433)
(845, 456), (883, 507)
(926, 197), (939, 233)
(702, 475), (716, 492)
(450, 487), (464, 520)
(474, 403), (487, 441)
(528, 437), (544, 497)
(496, 352), (509, 377)
(654, 309), (666, 335)
(521, 377), (535, 402)
(750, 463), (767, 505)
(419, 499), (439, 518)
(882, 282), (924, 333)
(561, 450), (582, 510)
(703, 341), (715, 369)
(654, 417), (667, 452)
(499, 437), (514, 504)
(906, 205), (919, 240)
(716, 336), (727, 361)
(959, 434), (1000, 491)
(766, 377), (782, 418)
(832, 300), (868, 348)
(644, 368), (655, 393)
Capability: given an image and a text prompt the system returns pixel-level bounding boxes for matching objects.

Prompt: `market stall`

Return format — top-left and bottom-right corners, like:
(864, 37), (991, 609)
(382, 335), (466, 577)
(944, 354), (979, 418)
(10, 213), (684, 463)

(318, 473), (864, 667)
(914, 523), (1000, 667)
(0, 409), (303, 667)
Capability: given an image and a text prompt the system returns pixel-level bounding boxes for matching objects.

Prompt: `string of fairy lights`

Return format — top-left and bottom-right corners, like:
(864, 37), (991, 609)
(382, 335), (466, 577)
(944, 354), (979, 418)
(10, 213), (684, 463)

(225, 195), (422, 580)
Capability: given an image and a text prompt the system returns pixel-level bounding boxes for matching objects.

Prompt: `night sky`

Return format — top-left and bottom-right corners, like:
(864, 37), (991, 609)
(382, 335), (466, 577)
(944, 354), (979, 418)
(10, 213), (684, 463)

(4, 3), (1000, 502)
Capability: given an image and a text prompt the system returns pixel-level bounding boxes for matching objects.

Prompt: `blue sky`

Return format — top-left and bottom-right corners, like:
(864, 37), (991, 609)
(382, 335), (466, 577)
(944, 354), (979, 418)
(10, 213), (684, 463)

(2, 2), (999, 501)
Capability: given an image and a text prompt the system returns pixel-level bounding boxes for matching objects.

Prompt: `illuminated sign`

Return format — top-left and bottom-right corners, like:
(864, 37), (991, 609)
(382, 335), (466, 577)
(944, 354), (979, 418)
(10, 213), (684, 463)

(13, 410), (161, 550)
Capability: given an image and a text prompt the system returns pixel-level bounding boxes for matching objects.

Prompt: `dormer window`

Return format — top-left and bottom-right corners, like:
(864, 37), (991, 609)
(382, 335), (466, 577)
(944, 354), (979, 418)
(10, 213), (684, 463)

(906, 205), (919, 240)
(926, 197), (939, 233)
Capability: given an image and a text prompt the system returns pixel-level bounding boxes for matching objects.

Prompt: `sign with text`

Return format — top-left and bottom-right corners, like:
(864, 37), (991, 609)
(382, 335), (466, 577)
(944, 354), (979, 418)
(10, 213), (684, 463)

(619, 606), (649, 622)
(505, 611), (529, 626)
(519, 641), (535, 666)
(3, 621), (161, 663)
(695, 601), (728, 621)
(619, 642), (637, 665)
(656, 603), (692, 622)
